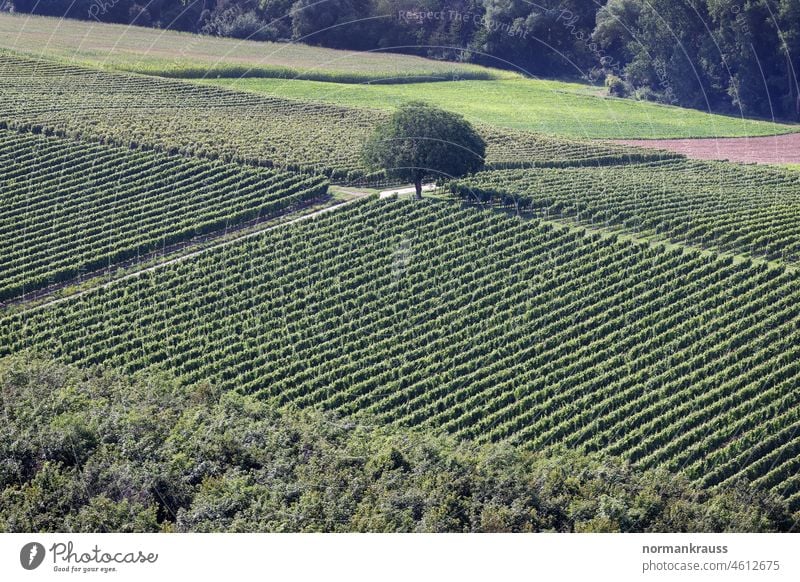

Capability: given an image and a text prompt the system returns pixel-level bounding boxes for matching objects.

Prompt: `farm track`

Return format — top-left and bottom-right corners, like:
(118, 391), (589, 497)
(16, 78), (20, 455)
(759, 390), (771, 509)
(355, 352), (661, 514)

(1, 194), (341, 311)
(13, 188), (782, 314)
(0, 127), (330, 302)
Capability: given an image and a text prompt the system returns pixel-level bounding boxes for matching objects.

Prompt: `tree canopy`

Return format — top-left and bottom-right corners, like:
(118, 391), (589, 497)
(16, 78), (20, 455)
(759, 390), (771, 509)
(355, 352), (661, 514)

(363, 101), (486, 198)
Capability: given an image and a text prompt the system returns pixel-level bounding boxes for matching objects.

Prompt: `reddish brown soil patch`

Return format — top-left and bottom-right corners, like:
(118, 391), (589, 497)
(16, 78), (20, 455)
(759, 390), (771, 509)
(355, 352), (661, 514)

(612, 132), (800, 164)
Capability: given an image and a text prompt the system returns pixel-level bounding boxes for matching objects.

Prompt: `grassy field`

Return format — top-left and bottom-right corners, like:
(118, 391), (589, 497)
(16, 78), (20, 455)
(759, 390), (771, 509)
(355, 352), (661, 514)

(0, 12), (507, 83)
(196, 77), (797, 139)
(1, 14), (794, 138)
(0, 54), (676, 184)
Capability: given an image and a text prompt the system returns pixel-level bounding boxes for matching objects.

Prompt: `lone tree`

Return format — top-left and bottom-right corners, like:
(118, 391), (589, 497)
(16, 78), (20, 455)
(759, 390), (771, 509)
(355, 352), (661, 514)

(363, 101), (486, 199)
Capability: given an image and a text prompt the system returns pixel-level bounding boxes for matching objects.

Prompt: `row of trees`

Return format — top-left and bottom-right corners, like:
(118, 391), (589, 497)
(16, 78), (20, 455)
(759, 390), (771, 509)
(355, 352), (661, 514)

(0, 354), (793, 532)
(5, 0), (800, 119)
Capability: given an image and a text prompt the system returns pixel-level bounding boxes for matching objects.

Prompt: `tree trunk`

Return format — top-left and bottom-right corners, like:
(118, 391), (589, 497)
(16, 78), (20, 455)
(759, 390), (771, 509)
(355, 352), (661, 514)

(414, 176), (422, 200)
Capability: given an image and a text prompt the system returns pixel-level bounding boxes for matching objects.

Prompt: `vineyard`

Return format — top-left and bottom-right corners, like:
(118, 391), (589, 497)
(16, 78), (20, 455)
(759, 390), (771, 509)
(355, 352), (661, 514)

(0, 53), (677, 183)
(4, 197), (800, 509)
(0, 128), (328, 301)
(3, 14), (800, 534)
(452, 159), (800, 264)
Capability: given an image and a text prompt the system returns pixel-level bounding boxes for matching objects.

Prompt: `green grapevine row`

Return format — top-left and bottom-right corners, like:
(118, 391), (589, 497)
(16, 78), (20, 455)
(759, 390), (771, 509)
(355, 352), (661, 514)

(0, 53), (679, 184)
(0, 128), (328, 301)
(3, 197), (800, 507)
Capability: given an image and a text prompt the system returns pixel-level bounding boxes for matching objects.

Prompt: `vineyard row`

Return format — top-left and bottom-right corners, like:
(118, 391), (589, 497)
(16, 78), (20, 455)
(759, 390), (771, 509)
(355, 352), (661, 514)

(4, 197), (800, 508)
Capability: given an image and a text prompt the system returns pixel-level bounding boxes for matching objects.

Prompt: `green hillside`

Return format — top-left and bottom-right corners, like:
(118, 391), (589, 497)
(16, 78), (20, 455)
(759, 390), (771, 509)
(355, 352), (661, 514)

(2, 356), (788, 533)
(452, 159), (800, 264)
(0, 12), (506, 83)
(4, 14), (800, 534)
(1, 13), (794, 139)
(0, 53), (675, 184)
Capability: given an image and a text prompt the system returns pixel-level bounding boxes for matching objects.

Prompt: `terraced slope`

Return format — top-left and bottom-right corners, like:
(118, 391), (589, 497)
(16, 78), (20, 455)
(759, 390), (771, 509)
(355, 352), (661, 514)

(0, 53), (678, 183)
(0, 129), (327, 301)
(4, 197), (800, 509)
(452, 159), (800, 264)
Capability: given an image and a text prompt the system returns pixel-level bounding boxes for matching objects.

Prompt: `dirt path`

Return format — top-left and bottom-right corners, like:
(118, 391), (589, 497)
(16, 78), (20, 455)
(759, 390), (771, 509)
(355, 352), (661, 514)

(9, 181), (428, 312)
(612, 132), (800, 164)
(2, 196), (330, 310)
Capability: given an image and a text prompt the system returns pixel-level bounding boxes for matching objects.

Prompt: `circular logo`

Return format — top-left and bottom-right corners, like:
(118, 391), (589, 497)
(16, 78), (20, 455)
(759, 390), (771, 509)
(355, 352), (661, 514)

(20, 542), (46, 570)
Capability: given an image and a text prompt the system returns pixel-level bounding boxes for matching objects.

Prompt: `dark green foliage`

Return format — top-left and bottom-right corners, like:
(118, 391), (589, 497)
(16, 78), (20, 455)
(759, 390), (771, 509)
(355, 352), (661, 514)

(0, 356), (793, 532)
(291, 0), (376, 50)
(5, 198), (800, 512)
(201, 4), (277, 41)
(605, 74), (629, 98)
(593, 0), (800, 118)
(363, 102), (485, 197)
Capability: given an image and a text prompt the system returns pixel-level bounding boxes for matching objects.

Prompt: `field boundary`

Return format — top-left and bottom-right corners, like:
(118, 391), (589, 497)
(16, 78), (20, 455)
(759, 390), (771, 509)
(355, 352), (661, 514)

(451, 198), (796, 275)
(16, 189), (796, 318)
